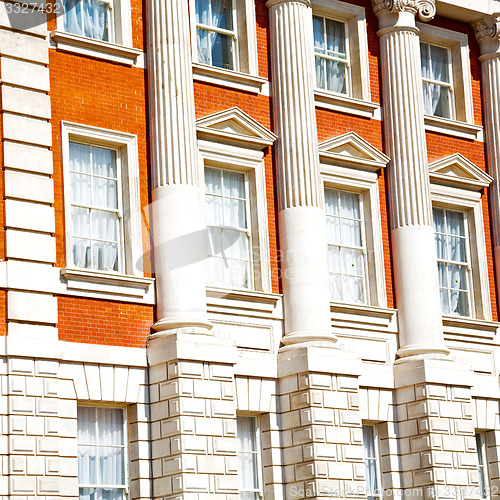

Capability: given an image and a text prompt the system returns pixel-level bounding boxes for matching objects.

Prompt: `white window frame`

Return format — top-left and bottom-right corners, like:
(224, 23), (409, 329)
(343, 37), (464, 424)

(321, 165), (387, 308)
(51, 0), (141, 66)
(77, 404), (129, 500)
(325, 187), (369, 305)
(61, 122), (144, 279)
(189, 0), (265, 93)
(312, 0), (378, 119)
(476, 432), (491, 500)
(205, 166), (254, 290)
(420, 41), (455, 120)
(362, 424), (383, 500)
(418, 23), (481, 141)
(433, 207), (474, 318)
(197, 109), (274, 294)
(236, 414), (263, 500)
(430, 184), (492, 321)
(200, 144), (271, 293)
(313, 14), (351, 96)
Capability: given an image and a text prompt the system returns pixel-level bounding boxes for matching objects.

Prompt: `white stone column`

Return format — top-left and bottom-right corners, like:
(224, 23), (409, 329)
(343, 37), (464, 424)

(266, 0), (334, 347)
(474, 15), (500, 296)
(372, 0), (448, 359)
(146, 0), (211, 333)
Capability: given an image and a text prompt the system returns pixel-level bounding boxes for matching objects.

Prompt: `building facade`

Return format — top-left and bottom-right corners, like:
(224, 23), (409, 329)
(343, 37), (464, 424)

(0, 0), (500, 498)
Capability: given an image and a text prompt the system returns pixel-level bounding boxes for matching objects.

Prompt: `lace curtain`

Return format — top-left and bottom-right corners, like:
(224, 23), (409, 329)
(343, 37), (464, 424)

(78, 407), (125, 500)
(205, 167), (249, 289)
(421, 43), (451, 117)
(363, 426), (380, 500)
(63, 0), (110, 42)
(70, 142), (119, 272)
(237, 417), (259, 500)
(325, 189), (365, 303)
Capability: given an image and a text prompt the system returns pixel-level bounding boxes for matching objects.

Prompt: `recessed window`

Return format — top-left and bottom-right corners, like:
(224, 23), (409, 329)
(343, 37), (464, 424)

(313, 15), (349, 95)
(69, 142), (123, 273)
(195, 0), (237, 70)
(476, 433), (490, 500)
(237, 416), (262, 500)
(205, 167), (251, 289)
(363, 425), (382, 500)
(78, 406), (127, 500)
(62, 0), (113, 42)
(420, 42), (454, 119)
(433, 208), (472, 317)
(325, 188), (367, 304)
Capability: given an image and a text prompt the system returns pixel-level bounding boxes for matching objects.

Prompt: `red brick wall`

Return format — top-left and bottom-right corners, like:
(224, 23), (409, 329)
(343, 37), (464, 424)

(58, 296), (152, 347)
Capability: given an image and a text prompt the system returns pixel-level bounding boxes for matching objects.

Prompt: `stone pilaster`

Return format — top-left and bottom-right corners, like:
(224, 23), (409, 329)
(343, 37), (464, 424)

(147, 333), (239, 498)
(278, 348), (363, 499)
(372, 0), (448, 359)
(146, 0), (211, 333)
(394, 358), (478, 499)
(266, 0), (333, 347)
(473, 14), (500, 297)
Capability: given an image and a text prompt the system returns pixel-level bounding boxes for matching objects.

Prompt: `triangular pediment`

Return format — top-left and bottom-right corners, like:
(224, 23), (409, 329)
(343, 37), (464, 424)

(196, 107), (276, 147)
(429, 154), (492, 190)
(318, 132), (389, 171)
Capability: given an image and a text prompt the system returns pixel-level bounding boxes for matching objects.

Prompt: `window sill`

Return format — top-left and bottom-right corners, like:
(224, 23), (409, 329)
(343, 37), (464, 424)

(424, 115), (483, 141)
(330, 302), (396, 329)
(443, 315), (498, 342)
(61, 268), (154, 301)
(314, 90), (381, 119)
(192, 63), (268, 95)
(206, 286), (282, 318)
(50, 31), (143, 67)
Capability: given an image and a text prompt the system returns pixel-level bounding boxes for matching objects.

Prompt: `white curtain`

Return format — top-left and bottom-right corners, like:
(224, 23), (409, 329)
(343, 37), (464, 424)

(63, 0), (109, 41)
(325, 189), (365, 303)
(363, 426), (379, 499)
(70, 143), (119, 272)
(78, 407), (125, 500)
(196, 0), (233, 67)
(205, 168), (249, 289)
(237, 417), (259, 498)
(421, 43), (449, 116)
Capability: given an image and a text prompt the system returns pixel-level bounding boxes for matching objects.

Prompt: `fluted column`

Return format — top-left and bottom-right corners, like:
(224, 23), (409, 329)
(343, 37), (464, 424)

(373, 0), (448, 358)
(267, 0), (334, 347)
(146, 0), (211, 332)
(474, 15), (500, 296)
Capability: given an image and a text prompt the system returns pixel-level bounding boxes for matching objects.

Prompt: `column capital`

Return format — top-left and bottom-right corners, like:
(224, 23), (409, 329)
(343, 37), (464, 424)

(372, 0), (435, 23)
(474, 14), (500, 42)
(265, 0), (310, 8)
(474, 14), (500, 57)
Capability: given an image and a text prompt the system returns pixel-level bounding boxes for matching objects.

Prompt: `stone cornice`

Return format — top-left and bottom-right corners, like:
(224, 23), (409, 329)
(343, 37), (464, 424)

(372, 0), (435, 22)
(474, 14), (500, 42)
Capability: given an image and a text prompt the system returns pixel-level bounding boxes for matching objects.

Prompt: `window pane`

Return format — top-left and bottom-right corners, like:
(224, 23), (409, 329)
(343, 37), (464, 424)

(197, 28), (211, 65)
(208, 226), (223, 256)
(343, 276), (364, 303)
(73, 238), (91, 268)
(448, 264), (467, 290)
(432, 85), (452, 119)
(325, 18), (346, 57)
(315, 56), (325, 89)
(325, 59), (347, 94)
(420, 43), (430, 80)
(195, 0), (210, 24)
(326, 217), (341, 245)
(79, 446), (97, 485)
(92, 242), (118, 271)
(63, 0), (84, 36)
(223, 170), (245, 198)
(237, 417), (257, 452)
(446, 210), (465, 236)
(237, 417), (260, 496)
(80, 488), (96, 500)
(211, 0), (233, 30)
(93, 177), (118, 209)
(440, 288), (450, 315)
(437, 262), (448, 288)
(70, 143), (92, 173)
(93, 147), (117, 178)
(329, 274), (343, 301)
(340, 191), (360, 219)
(223, 229), (248, 260)
(83, 0), (110, 42)
(99, 447), (125, 486)
(97, 408), (124, 446)
(429, 44), (450, 83)
(341, 248), (364, 276)
(433, 208), (445, 233)
(99, 489), (125, 500)
(72, 173), (92, 205)
(211, 32), (234, 70)
(72, 207), (91, 238)
(224, 198), (247, 228)
(448, 236), (466, 263)
(313, 16), (324, 53)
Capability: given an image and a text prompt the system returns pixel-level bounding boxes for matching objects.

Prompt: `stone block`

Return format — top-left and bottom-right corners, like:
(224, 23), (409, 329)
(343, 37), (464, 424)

(1, 85), (51, 119)
(3, 113), (51, 146)
(0, 57), (50, 91)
